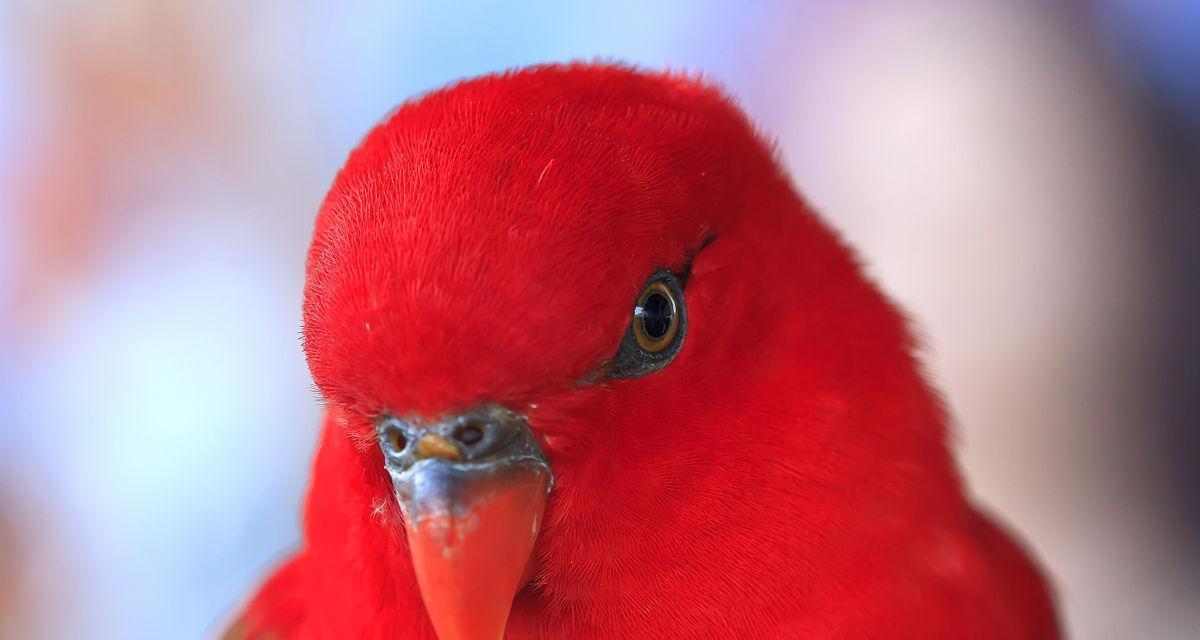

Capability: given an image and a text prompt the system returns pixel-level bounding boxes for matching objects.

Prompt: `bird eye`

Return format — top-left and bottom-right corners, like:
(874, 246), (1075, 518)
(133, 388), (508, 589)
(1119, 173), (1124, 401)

(633, 281), (679, 353)
(386, 429), (407, 452)
(598, 238), (712, 380)
(600, 269), (687, 379)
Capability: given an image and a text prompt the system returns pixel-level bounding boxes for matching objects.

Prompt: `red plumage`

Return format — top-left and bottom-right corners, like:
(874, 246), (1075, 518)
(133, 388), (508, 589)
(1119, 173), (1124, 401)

(227, 63), (1059, 639)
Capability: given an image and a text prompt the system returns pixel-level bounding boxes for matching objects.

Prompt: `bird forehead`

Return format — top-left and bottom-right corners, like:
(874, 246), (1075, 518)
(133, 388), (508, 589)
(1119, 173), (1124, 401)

(302, 65), (756, 412)
(303, 157), (696, 414)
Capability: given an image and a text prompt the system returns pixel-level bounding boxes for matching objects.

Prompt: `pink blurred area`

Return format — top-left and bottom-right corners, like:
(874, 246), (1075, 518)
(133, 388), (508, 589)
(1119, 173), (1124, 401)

(1, 1), (1197, 638)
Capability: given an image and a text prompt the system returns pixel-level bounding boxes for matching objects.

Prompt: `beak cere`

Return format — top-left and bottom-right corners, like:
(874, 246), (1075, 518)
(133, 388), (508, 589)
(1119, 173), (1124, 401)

(378, 408), (553, 640)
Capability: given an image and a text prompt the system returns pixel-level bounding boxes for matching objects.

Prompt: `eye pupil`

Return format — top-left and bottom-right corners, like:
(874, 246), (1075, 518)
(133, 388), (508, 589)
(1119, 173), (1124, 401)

(640, 292), (674, 339)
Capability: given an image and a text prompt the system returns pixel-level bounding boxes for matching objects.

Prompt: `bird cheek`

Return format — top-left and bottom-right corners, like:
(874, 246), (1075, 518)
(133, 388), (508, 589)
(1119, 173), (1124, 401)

(328, 404), (381, 451)
(522, 396), (595, 457)
(538, 433), (574, 456)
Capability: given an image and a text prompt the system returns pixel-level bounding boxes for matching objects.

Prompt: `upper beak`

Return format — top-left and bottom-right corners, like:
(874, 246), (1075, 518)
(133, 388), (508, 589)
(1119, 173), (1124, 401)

(378, 406), (552, 640)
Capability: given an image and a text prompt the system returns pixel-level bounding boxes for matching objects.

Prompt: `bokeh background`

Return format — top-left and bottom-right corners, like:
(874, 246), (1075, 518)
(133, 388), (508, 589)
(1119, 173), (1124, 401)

(1, 1), (1197, 638)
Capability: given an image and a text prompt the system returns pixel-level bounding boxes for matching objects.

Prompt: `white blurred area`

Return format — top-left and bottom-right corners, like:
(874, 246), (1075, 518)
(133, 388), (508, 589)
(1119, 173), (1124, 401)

(0, 1), (1196, 638)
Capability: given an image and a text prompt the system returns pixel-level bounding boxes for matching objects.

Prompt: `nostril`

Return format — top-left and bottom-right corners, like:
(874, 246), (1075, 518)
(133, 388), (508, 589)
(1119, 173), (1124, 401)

(455, 424), (485, 446)
(386, 429), (407, 452)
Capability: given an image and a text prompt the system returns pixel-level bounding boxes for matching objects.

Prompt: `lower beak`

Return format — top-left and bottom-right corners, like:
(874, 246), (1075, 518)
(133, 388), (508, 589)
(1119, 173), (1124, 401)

(384, 414), (551, 640)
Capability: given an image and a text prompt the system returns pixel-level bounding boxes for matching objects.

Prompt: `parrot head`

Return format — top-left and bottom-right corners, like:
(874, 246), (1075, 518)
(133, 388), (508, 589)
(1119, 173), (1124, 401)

(301, 63), (958, 639)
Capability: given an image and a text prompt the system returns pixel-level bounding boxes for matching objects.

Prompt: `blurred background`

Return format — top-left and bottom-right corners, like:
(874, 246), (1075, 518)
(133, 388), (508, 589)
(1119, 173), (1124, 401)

(0, 0), (1196, 637)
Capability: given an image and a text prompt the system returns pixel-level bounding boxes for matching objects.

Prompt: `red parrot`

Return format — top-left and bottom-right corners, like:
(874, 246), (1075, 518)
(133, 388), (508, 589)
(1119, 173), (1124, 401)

(226, 63), (1059, 639)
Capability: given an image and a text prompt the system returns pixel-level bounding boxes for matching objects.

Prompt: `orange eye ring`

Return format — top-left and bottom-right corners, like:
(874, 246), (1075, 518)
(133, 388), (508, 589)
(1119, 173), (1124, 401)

(632, 280), (679, 353)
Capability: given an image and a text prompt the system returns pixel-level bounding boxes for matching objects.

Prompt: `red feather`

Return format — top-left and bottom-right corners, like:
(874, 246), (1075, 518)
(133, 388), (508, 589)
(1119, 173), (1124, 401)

(229, 62), (1059, 639)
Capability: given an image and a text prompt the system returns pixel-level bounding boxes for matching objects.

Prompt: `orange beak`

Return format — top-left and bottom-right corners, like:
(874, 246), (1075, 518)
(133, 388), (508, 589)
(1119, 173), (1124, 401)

(379, 410), (552, 640)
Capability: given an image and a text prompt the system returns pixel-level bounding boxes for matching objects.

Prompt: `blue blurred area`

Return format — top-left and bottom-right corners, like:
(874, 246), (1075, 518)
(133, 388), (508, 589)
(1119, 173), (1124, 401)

(0, 1), (1197, 638)
(291, 0), (788, 168)
(1096, 0), (1200, 128)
